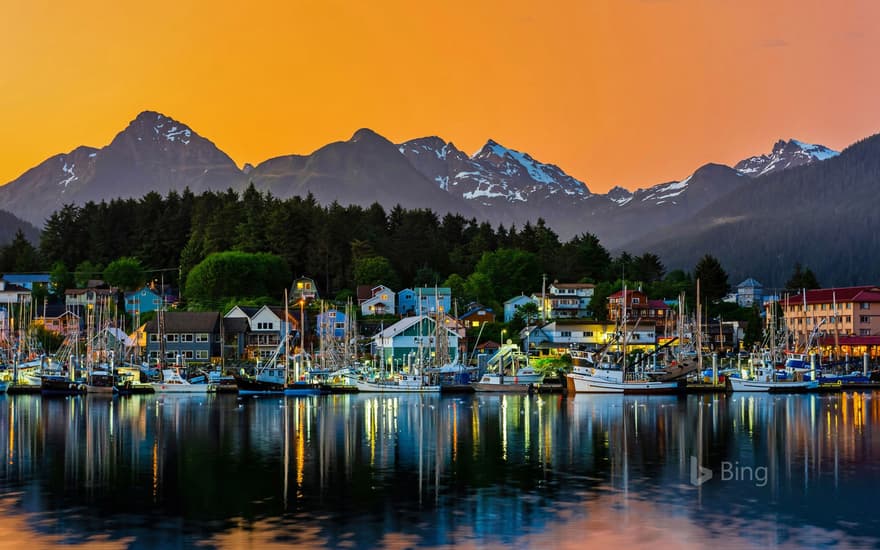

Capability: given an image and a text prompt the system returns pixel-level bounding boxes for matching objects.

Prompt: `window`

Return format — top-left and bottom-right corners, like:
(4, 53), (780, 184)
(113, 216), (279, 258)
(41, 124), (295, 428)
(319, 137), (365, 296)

(560, 331), (572, 337)
(471, 321), (479, 328)
(382, 294), (388, 300)
(165, 351), (176, 360)
(150, 334), (159, 343)
(861, 303), (871, 310)
(196, 333), (209, 342)
(632, 298), (640, 304)
(181, 334), (194, 343)
(148, 351), (159, 359)
(861, 316), (871, 323)
(183, 350), (194, 359)
(165, 334), (178, 343)
(860, 329), (871, 336)
(196, 350), (208, 359)
(583, 331), (593, 337)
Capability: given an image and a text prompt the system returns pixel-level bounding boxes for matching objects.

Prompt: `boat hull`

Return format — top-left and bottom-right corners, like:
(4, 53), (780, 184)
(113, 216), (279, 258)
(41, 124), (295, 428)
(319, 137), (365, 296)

(0, 381), (9, 393)
(151, 383), (214, 393)
(567, 373), (681, 394)
(355, 380), (439, 393)
(472, 382), (532, 393)
(41, 376), (86, 396)
(235, 375), (284, 395)
(728, 378), (818, 392)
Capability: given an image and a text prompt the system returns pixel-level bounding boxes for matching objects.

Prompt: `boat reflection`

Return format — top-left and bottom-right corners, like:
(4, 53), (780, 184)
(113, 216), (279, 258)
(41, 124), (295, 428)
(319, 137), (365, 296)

(0, 392), (877, 547)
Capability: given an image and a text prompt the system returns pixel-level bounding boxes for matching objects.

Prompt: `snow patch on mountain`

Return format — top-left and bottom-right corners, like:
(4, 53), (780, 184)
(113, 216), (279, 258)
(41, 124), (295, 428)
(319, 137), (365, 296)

(58, 161), (77, 188)
(735, 139), (838, 177)
(640, 175), (691, 202)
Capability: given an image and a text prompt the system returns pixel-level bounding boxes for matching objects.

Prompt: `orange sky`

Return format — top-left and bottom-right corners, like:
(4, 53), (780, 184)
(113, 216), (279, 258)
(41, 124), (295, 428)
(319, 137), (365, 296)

(2, 0), (879, 193)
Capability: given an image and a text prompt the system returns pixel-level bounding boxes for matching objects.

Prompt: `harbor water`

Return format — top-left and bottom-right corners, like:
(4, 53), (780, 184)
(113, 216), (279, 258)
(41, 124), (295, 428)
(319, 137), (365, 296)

(0, 392), (878, 548)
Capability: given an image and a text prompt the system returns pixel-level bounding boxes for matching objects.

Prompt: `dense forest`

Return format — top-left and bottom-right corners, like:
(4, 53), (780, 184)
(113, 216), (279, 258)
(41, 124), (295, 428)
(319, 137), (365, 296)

(0, 185), (817, 330)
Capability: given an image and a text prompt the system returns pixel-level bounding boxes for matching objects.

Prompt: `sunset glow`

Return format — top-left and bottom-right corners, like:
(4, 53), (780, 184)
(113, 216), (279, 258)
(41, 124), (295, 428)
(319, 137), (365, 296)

(2, 0), (879, 192)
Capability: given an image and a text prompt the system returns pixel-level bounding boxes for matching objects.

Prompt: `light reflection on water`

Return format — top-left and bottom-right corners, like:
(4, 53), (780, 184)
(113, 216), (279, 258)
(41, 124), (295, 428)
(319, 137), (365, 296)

(0, 392), (879, 548)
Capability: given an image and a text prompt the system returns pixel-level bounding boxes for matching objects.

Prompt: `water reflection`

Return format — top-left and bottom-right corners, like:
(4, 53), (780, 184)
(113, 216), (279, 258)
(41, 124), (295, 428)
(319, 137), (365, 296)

(0, 392), (878, 548)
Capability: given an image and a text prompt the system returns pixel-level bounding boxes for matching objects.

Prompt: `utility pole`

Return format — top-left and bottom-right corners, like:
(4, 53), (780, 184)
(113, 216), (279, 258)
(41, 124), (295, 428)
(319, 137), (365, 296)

(541, 273), (547, 323)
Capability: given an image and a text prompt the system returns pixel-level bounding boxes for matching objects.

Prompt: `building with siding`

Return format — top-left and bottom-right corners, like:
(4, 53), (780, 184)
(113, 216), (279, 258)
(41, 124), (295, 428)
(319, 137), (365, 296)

(144, 311), (221, 365)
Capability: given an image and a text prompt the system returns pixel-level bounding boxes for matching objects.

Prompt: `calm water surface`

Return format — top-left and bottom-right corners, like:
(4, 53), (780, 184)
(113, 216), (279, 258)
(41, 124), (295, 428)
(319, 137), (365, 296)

(1, 391), (879, 549)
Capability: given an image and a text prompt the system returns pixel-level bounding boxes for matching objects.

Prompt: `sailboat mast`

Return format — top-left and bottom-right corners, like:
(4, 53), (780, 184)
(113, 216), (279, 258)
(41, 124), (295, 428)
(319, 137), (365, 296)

(696, 279), (703, 372)
(284, 289), (290, 384)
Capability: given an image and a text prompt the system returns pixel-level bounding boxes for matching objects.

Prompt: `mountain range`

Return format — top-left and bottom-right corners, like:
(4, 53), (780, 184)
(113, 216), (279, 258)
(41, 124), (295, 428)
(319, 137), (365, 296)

(1, 110), (875, 286)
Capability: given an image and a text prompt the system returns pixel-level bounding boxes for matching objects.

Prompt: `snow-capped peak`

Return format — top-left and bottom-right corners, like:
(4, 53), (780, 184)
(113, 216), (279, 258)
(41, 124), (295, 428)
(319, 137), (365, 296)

(605, 185), (634, 206)
(735, 139), (838, 177)
(637, 175), (692, 205)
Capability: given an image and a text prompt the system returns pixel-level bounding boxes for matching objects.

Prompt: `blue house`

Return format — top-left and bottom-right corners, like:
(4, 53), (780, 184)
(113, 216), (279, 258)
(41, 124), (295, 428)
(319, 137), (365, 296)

(125, 285), (163, 315)
(503, 294), (537, 323)
(736, 278), (764, 308)
(316, 309), (347, 339)
(398, 287), (452, 316)
(144, 311), (221, 365)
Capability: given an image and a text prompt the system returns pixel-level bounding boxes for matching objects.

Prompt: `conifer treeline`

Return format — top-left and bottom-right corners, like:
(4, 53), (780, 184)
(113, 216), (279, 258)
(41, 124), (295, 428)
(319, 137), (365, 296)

(35, 185), (667, 299)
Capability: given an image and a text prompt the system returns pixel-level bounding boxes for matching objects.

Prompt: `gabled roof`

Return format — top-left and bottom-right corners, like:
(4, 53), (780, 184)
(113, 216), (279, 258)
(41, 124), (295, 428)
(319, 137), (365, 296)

(647, 299), (670, 310)
(0, 281), (30, 293)
(461, 305), (494, 319)
(145, 312), (220, 333)
(37, 304), (80, 319)
(373, 314), (458, 340)
(737, 278), (763, 289)
(781, 286), (880, 305)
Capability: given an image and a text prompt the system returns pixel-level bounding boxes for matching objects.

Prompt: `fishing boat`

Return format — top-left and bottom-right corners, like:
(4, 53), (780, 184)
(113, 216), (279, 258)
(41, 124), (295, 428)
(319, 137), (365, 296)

(151, 367), (216, 393)
(567, 284), (680, 394)
(85, 368), (116, 394)
(472, 344), (542, 392)
(235, 362), (287, 394)
(728, 352), (818, 392)
(355, 373), (439, 393)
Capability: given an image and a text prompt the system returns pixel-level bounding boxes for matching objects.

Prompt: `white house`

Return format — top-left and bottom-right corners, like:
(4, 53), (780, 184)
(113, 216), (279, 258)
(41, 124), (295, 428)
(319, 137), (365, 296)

(225, 305), (297, 360)
(360, 285), (396, 316)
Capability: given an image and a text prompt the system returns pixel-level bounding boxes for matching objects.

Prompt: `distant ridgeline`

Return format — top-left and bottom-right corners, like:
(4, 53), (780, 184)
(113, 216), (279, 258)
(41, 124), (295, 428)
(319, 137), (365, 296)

(0, 110), (877, 286)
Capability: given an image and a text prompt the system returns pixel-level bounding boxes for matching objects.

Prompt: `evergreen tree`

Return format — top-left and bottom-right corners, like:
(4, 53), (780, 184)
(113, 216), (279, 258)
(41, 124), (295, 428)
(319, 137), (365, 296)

(694, 254), (729, 303)
(785, 262), (821, 291)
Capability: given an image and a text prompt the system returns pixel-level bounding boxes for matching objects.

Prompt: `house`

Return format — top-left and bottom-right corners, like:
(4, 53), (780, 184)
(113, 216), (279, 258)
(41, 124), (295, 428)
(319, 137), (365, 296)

(372, 314), (461, 369)
(503, 294), (537, 323)
(398, 287), (452, 316)
(359, 284), (396, 316)
(547, 282), (595, 319)
(290, 276), (319, 303)
(316, 309), (348, 340)
(124, 285), (163, 315)
(0, 273), (51, 292)
(65, 287), (116, 309)
(774, 286), (880, 358)
(33, 305), (80, 336)
(144, 311), (222, 365)
(607, 289), (671, 326)
(459, 303), (495, 328)
(0, 279), (32, 342)
(524, 320), (657, 356)
(736, 278), (764, 308)
(225, 305), (299, 361)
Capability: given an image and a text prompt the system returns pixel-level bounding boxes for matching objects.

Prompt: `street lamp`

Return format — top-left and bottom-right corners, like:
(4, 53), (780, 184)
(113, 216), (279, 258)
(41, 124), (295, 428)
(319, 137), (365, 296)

(501, 329), (507, 345)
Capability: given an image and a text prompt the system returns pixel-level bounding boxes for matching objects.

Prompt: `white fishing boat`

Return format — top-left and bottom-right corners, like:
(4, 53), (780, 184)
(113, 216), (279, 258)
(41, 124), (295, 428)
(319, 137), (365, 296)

(151, 368), (216, 393)
(355, 373), (439, 393)
(567, 361), (681, 394)
(728, 353), (818, 392)
(566, 284), (681, 394)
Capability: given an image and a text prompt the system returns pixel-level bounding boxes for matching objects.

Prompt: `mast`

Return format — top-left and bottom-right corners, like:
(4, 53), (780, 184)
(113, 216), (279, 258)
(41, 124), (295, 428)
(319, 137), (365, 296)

(696, 279), (703, 372)
(284, 289), (290, 385)
(622, 282), (627, 376)
(832, 290), (840, 362)
(802, 289), (808, 351)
